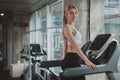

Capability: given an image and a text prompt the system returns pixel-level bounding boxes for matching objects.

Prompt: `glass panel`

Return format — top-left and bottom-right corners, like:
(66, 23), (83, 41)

(48, 28), (63, 60)
(36, 29), (47, 49)
(50, 2), (62, 27)
(30, 31), (36, 44)
(38, 8), (47, 29)
(105, 0), (119, 7)
(104, 0), (120, 43)
(30, 13), (36, 31)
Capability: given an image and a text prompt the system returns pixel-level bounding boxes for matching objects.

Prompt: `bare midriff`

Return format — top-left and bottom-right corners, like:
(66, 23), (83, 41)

(66, 44), (80, 53)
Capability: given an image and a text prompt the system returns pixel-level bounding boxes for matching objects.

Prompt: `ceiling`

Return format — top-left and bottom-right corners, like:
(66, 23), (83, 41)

(0, 0), (58, 15)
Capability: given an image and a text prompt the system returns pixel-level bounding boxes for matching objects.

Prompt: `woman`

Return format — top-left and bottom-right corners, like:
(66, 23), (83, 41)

(61, 5), (96, 80)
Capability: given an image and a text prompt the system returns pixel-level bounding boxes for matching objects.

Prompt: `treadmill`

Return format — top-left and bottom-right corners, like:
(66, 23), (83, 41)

(60, 34), (120, 80)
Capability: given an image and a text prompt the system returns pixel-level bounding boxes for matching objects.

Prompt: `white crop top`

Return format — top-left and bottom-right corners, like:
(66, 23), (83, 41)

(67, 25), (82, 44)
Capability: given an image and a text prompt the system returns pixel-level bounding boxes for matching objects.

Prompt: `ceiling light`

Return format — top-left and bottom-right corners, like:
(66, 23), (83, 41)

(0, 13), (4, 16)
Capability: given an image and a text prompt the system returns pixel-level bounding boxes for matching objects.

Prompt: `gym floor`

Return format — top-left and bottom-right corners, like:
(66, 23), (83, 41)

(0, 66), (18, 80)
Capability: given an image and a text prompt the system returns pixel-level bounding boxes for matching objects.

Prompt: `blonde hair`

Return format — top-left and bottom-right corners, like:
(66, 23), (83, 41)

(62, 5), (78, 57)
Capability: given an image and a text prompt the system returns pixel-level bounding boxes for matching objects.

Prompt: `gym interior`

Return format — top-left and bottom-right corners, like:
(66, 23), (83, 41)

(0, 0), (120, 80)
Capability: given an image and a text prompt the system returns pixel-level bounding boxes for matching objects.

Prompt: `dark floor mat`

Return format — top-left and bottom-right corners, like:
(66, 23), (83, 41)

(0, 69), (17, 80)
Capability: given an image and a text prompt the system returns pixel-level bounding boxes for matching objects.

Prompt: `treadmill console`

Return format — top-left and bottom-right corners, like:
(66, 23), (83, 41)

(89, 34), (111, 50)
(30, 44), (47, 56)
(86, 34), (115, 62)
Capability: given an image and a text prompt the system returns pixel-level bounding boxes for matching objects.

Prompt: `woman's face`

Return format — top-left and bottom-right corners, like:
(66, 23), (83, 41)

(66, 8), (78, 23)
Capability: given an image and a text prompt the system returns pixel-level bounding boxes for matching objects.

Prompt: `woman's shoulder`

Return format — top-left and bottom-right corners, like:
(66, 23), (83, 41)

(64, 25), (73, 30)
(63, 25), (72, 33)
(63, 26), (73, 37)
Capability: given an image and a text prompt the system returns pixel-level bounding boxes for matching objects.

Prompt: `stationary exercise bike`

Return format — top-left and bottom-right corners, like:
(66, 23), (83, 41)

(20, 44), (47, 80)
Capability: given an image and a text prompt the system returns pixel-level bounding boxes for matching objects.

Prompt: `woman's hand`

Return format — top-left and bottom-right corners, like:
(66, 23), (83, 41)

(85, 60), (96, 69)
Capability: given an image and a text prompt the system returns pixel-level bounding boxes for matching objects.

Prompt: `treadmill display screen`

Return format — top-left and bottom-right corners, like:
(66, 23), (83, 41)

(89, 34), (111, 50)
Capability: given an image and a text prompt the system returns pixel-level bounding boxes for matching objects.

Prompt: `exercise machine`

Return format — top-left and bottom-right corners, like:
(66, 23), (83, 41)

(20, 44), (47, 80)
(60, 34), (120, 80)
(30, 44), (47, 80)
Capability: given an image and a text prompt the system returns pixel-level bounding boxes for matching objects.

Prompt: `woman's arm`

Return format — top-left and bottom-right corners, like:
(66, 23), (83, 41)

(63, 26), (96, 69)
(62, 38), (67, 59)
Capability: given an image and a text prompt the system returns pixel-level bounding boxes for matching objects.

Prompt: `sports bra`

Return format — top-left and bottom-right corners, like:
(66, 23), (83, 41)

(66, 24), (82, 44)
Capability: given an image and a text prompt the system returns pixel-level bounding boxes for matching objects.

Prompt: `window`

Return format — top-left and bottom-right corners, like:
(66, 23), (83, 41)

(29, 1), (63, 61)
(51, 2), (63, 27)
(104, 0), (120, 43)
(105, 0), (119, 7)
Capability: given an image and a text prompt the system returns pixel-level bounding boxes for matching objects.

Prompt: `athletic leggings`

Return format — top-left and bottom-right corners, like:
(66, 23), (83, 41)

(61, 52), (85, 80)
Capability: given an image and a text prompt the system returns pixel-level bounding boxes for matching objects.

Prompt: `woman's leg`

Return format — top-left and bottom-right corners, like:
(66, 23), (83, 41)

(61, 53), (85, 80)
